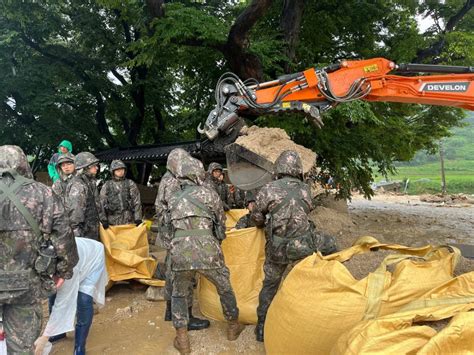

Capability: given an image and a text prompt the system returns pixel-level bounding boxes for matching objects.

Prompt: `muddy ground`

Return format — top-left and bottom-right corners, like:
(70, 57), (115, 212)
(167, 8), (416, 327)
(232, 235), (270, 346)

(49, 193), (473, 355)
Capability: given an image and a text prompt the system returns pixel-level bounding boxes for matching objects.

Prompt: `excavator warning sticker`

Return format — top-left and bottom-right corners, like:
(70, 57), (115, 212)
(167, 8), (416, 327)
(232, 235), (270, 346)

(421, 82), (470, 92)
(363, 64), (379, 73)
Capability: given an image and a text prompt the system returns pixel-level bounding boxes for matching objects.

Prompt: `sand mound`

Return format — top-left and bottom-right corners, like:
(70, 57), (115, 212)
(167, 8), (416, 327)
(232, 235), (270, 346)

(454, 256), (474, 276)
(420, 193), (474, 205)
(236, 126), (316, 173)
(342, 249), (400, 280)
(309, 206), (354, 249)
(415, 318), (451, 332)
(341, 249), (474, 281)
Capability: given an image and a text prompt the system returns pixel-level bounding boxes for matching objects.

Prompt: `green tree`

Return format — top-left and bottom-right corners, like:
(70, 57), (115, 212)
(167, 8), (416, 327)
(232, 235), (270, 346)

(0, 0), (472, 195)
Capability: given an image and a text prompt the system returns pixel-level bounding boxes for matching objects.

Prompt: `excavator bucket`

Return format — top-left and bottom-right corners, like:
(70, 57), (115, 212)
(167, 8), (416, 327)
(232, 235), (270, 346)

(225, 143), (274, 190)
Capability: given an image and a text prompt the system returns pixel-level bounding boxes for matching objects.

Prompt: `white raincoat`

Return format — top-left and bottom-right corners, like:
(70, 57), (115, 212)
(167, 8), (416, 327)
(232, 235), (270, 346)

(43, 238), (108, 337)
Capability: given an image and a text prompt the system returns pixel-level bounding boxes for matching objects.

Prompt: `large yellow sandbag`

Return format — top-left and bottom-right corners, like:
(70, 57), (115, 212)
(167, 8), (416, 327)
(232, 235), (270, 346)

(225, 209), (248, 229)
(332, 272), (474, 354)
(198, 209), (265, 324)
(198, 227), (265, 324)
(100, 224), (158, 281)
(264, 239), (462, 354)
(418, 310), (474, 354)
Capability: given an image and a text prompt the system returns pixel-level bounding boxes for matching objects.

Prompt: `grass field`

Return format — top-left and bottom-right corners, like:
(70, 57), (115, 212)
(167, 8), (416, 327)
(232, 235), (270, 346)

(382, 160), (474, 195)
(376, 113), (474, 195)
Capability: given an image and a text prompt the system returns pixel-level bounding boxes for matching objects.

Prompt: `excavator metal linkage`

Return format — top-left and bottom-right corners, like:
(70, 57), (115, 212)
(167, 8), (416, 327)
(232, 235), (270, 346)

(198, 58), (474, 190)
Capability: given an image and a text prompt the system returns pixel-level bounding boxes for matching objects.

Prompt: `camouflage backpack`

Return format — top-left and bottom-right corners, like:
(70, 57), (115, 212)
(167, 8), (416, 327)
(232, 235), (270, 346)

(0, 169), (57, 295)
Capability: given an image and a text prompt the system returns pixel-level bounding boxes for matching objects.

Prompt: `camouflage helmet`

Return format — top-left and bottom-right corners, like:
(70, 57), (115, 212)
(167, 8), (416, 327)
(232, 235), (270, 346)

(174, 155), (206, 184)
(274, 150), (303, 178)
(110, 160), (126, 172)
(207, 162), (223, 174)
(0, 145), (33, 179)
(75, 152), (99, 170)
(244, 191), (256, 206)
(166, 148), (191, 177)
(57, 153), (75, 166)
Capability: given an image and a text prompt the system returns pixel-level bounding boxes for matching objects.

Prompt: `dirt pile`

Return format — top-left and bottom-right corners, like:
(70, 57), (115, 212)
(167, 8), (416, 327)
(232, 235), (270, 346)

(341, 249), (474, 281)
(236, 126), (316, 173)
(454, 256), (474, 276)
(420, 193), (474, 205)
(415, 318), (451, 332)
(309, 204), (355, 249)
(342, 249), (400, 280)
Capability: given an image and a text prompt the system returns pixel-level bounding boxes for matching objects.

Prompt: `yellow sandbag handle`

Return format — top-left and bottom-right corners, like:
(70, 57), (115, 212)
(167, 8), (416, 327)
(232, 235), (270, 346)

(364, 245), (461, 320)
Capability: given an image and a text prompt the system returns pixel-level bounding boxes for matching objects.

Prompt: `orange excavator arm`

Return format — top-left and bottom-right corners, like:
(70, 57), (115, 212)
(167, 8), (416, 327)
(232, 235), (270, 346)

(256, 58), (474, 110)
(200, 57), (474, 143)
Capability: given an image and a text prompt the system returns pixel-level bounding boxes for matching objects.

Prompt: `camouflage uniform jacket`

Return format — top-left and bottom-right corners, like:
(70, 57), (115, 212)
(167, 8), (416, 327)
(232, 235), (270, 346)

(230, 187), (246, 209)
(100, 177), (142, 225)
(204, 175), (231, 210)
(154, 171), (180, 249)
(251, 177), (313, 263)
(0, 165), (78, 303)
(65, 173), (103, 240)
(52, 173), (75, 207)
(168, 183), (227, 271)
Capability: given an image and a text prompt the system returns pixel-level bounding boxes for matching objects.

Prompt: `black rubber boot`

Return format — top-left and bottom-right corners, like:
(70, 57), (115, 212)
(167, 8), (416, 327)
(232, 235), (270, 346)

(49, 333), (66, 343)
(164, 300), (172, 322)
(187, 307), (210, 331)
(255, 321), (264, 342)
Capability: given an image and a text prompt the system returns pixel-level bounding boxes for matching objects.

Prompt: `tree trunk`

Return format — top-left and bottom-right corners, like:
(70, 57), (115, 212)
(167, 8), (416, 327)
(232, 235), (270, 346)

(222, 0), (273, 80)
(152, 105), (165, 144)
(439, 141), (447, 195)
(280, 0), (305, 73)
(414, 0), (474, 63)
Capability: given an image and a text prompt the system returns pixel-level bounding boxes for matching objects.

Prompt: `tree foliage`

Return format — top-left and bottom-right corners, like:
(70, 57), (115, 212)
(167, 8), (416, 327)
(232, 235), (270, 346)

(0, 0), (472, 196)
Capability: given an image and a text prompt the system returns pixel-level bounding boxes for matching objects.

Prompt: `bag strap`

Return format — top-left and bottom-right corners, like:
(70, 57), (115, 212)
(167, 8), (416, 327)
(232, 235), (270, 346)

(0, 172), (42, 238)
(363, 245), (462, 320)
(173, 186), (214, 221)
(271, 179), (309, 216)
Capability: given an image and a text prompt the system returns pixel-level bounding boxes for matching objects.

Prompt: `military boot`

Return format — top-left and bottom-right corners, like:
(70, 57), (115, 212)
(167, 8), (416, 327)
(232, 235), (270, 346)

(164, 300), (171, 321)
(188, 306), (210, 331)
(174, 327), (191, 354)
(255, 321), (264, 342)
(227, 320), (245, 341)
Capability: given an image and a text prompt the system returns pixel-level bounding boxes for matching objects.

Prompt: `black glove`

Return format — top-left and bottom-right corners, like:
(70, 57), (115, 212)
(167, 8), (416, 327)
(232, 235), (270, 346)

(102, 222), (109, 229)
(135, 220), (142, 226)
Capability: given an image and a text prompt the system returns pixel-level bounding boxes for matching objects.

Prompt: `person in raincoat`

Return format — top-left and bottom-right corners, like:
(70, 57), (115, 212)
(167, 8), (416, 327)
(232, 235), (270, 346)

(48, 140), (73, 183)
(33, 238), (108, 355)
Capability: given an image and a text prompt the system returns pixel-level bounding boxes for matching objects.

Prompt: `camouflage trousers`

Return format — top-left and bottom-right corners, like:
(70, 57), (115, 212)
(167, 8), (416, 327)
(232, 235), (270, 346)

(171, 266), (239, 329)
(256, 259), (299, 323)
(1, 301), (42, 354)
(163, 251), (193, 306)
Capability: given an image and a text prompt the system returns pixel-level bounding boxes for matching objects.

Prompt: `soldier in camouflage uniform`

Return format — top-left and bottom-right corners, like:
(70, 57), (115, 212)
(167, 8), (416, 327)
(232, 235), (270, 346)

(230, 186), (246, 209)
(251, 150), (336, 342)
(168, 155), (245, 354)
(154, 149), (210, 331)
(51, 153), (75, 206)
(100, 160), (142, 227)
(204, 162), (231, 211)
(0, 145), (78, 354)
(235, 191), (257, 229)
(65, 152), (104, 240)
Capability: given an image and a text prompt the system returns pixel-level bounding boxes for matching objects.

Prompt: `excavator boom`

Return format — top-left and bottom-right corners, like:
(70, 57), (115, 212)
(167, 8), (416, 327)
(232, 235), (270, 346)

(253, 58), (474, 111)
(199, 57), (474, 189)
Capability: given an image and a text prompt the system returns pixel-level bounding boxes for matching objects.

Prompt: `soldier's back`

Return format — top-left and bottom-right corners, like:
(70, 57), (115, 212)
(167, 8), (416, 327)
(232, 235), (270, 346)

(0, 176), (53, 303)
(259, 177), (312, 238)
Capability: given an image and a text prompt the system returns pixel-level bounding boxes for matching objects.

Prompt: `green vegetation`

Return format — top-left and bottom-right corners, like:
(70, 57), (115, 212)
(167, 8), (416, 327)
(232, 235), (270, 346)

(0, 0), (472, 196)
(380, 113), (474, 195)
